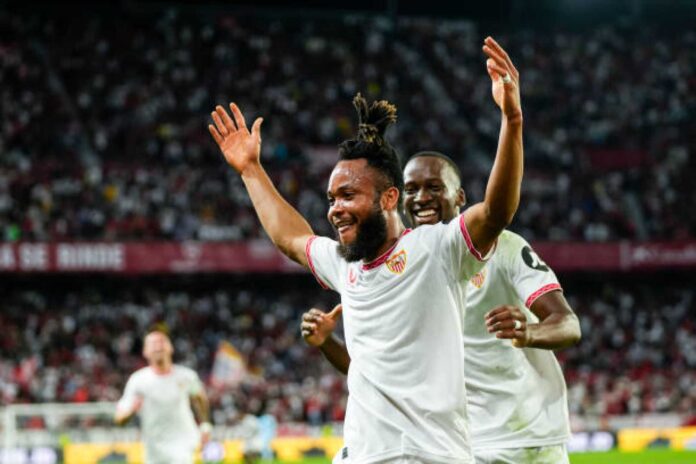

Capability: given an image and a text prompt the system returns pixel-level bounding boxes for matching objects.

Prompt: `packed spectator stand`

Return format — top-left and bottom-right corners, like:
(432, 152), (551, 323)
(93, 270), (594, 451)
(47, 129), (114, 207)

(1, 4), (695, 435)
(2, 9), (695, 243)
(1, 277), (694, 427)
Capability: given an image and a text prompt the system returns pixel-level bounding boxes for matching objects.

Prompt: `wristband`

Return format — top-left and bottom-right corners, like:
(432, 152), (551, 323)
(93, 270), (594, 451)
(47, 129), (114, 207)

(199, 422), (212, 434)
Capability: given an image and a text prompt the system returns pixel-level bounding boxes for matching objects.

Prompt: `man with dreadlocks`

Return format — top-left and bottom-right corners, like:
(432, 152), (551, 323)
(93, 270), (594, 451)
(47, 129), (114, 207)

(301, 151), (581, 464)
(209, 37), (522, 464)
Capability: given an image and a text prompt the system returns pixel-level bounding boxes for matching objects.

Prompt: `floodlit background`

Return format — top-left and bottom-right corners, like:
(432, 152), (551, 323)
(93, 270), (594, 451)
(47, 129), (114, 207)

(1, 0), (695, 462)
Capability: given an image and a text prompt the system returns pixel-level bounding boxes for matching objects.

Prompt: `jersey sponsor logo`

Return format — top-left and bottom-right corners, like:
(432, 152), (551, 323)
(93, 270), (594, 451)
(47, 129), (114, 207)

(522, 246), (549, 272)
(385, 250), (407, 274)
(470, 268), (487, 288)
(347, 266), (358, 286)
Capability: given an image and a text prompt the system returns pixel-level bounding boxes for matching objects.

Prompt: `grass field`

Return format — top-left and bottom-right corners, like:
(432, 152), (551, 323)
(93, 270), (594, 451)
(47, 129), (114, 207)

(258, 450), (696, 463)
(570, 450), (696, 463)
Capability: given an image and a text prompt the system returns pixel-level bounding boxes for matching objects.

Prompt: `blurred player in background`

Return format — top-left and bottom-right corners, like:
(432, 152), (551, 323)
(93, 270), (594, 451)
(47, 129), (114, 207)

(114, 328), (212, 464)
(209, 36), (523, 464)
(301, 152), (582, 464)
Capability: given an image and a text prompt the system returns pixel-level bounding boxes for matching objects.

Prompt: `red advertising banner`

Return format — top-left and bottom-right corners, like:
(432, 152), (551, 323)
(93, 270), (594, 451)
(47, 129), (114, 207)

(0, 241), (695, 274)
(0, 241), (303, 274)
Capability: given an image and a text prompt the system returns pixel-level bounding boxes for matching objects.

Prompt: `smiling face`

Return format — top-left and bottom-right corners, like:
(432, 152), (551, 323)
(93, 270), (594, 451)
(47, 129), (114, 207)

(403, 156), (465, 227)
(327, 159), (392, 262)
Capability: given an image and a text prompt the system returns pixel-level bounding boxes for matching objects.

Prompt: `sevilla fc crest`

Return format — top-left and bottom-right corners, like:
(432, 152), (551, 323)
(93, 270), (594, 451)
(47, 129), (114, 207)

(386, 250), (407, 274)
(470, 269), (487, 288)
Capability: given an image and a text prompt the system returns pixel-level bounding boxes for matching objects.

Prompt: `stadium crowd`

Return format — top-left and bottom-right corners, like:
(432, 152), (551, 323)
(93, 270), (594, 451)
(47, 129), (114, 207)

(1, 278), (694, 425)
(2, 10), (695, 243)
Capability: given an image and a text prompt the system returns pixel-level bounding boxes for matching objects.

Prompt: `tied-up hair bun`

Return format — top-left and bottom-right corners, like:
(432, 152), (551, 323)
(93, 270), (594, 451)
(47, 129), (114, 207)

(353, 93), (397, 145)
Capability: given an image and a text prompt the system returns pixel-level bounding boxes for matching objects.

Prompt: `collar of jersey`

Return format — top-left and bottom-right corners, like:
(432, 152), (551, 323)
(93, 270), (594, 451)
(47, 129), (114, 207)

(361, 228), (412, 271)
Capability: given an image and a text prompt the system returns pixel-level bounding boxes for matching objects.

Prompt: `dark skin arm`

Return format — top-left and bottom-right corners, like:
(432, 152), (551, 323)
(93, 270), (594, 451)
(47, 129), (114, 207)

(485, 290), (582, 350)
(301, 305), (351, 375)
(464, 37), (524, 256)
(318, 335), (351, 375)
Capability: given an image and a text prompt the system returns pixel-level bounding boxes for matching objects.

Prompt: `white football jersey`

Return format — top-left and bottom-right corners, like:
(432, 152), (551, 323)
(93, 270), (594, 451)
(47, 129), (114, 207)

(464, 230), (570, 450)
(307, 214), (487, 464)
(116, 365), (203, 464)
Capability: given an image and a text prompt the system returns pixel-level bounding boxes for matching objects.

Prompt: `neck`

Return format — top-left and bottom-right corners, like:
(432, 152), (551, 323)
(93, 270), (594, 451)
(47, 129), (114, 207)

(369, 213), (405, 261)
(150, 360), (172, 374)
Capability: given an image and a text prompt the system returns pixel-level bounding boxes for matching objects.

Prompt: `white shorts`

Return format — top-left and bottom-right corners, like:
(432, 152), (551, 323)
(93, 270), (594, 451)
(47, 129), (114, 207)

(332, 448), (439, 464)
(474, 444), (569, 464)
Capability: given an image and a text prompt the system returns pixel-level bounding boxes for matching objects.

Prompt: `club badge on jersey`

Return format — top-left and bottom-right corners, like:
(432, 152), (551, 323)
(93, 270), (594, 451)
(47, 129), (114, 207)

(385, 250), (407, 274)
(470, 268), (487, 288)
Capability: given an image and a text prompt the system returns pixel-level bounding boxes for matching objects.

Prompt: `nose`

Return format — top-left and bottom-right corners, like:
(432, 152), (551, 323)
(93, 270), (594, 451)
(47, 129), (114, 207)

(328, 200), (345, 223)
(414, 187), (432, 203)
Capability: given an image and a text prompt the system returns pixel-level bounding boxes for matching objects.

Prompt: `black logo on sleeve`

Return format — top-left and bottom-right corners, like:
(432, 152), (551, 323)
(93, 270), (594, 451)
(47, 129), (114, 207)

(521, 246), (549, 272)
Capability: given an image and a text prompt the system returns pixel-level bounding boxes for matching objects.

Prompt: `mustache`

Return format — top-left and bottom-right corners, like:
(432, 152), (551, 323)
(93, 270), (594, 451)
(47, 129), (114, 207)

(336, 205), (388, 262)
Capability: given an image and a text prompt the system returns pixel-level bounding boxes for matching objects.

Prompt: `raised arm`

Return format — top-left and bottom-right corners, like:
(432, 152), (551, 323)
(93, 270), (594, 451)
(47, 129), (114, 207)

(301, 305), (351, 375)
(464, 37), (524, 255)
(208, 103), (313, 267)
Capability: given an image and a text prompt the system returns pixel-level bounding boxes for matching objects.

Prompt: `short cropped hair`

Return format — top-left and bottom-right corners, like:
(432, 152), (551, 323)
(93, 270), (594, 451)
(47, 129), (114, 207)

(408, 151), (462, 185)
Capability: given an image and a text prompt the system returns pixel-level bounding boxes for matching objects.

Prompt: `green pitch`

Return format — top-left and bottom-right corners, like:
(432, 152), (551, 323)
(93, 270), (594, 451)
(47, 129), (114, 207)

(260, 450), (696, 463)
(570, 449), (696, 463)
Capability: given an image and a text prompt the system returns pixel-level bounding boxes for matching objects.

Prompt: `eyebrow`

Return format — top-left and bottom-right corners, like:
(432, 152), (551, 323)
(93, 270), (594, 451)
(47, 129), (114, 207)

(327, 184), (355, 196)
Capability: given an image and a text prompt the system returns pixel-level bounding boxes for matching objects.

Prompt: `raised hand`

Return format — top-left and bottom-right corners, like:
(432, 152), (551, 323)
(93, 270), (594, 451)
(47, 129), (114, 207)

(301, 305), (343, 347)
(482, 37), (522, 121)
(208, 103), (263, 175)
(485, 305), (530, 348)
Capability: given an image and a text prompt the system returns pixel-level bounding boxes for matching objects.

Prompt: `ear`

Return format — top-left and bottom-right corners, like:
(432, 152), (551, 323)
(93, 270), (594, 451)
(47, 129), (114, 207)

(381, 186), (401, 211)
(456, 188), (466, 208)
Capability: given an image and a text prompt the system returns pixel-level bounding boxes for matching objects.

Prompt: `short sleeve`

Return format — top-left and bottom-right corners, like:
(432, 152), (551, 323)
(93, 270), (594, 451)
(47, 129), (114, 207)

(503, 233), (562, 309)
(185, 368), (204, 396)
(424, 214), (492, 281)
(116, 374), (141, 414)
(305, 236), (343, 291)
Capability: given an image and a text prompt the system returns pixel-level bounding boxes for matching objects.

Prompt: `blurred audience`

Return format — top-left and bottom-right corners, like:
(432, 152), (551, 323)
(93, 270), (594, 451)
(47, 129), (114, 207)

(1, 10), (694, 242)
(0, 278), (694, 424)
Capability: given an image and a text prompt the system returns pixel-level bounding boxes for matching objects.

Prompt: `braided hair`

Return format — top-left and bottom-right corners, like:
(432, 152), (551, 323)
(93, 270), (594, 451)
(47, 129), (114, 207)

(338, 93), (403, 198)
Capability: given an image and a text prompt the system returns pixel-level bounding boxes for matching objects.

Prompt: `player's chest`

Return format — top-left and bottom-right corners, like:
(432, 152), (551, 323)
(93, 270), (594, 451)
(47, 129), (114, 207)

(341, 247), (440, 296)
(143, 377), (189, 404)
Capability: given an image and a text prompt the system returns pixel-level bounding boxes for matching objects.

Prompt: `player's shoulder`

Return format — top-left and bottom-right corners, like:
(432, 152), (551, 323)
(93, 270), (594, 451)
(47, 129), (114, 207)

(128, 366), (152, 382)
(487, 230), (531, 269)
(405, 220), (450, 242)
(496, 229), (529, 250)
(173, 364), (199, 379)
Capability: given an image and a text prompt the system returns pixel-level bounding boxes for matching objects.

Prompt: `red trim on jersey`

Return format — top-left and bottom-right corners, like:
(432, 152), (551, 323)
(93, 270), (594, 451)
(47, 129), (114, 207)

(459, 215), (488, 262)
(525, 283), (562, 309)
(305, 236), (329, 289)
(361, 229), (412, 271)
(150, 365), (173, 376)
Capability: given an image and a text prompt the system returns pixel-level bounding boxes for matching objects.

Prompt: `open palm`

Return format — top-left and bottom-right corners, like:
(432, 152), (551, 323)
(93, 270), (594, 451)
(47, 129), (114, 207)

(482, 37), (522, 120)
(208, 103), (263, 175)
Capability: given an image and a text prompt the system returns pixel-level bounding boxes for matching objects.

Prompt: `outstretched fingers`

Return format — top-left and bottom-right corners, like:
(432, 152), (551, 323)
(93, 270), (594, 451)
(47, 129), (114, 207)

(251, 117), (264, 140)
(216, 105), (237, 133)
(211, 110), (229, 136)
(208, 125), (223, 145)
(485, 36), (519, 78)
(483, 46), (512, 81)
(229, 103), (247, 131)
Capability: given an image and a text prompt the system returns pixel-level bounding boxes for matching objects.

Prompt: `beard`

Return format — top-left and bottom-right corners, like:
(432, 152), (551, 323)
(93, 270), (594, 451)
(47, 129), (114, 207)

(336, 203), (388, 262)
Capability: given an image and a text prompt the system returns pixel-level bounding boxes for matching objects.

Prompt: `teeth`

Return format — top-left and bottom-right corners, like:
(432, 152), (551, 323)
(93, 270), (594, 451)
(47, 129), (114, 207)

(415, 209), (437, 218)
